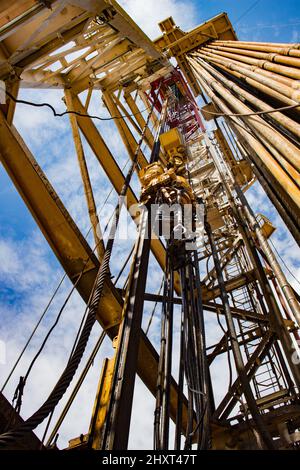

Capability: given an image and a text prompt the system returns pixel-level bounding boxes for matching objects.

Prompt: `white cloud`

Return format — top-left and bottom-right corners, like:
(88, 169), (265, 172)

(0, 230), (115, 447)
(0, 233), (55, 292)
(1, 2), (300, 450)
(119, 0), (198, 39)
(246, 182), (300, 295)
(292, 29), (299, 42)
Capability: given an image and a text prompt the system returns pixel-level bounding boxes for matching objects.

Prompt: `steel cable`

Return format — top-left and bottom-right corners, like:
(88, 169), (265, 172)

(4, 90), (151, 122)
(0, 90), (158, 448)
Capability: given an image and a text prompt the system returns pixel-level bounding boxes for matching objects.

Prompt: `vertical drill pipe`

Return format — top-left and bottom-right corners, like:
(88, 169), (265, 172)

(221, 121), (242, 160)
(195, 57), (300, 140)
(205, 132), (300, 388)
(213, 40), (300, 58)
(174, 306), (185, 450)
(205, 219), (275, 450)
(223, 122), (248, 160)
(180, 254), (209, 449)
(187, 262), (202, 430)
(154, 253), (174, 450)
(238, 197), (300, 390)
(211, 59), (300, 107)
(190, 57), (300, 172)
(161, 258), (174, 450)
(190, 206), (211, 448)
(179, 265), (193, 450)
(101, 97), (167, 450)
(236, 187), (300, 328)
(192, 51), (300, 107)
(177, 262), (195, 450)
(270, 275), (300, 341)
(205, 43), (300, 72)
(183, 269), (197, 450)
(232, 134), (300, 246)
(102, 203), (152, 450)
(199, 45), (300, 80)
(189, 60), (300, 234)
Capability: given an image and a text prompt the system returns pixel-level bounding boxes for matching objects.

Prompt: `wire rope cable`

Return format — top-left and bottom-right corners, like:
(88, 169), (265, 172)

(0, 87), (160, 448)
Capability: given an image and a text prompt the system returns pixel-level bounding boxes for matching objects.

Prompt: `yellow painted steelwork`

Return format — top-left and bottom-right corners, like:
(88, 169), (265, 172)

(256, 214), (277, 239)
(140, 128), (193, 204)
(0, 0), (300, 451)
(159, 128), (184, 152)
(154, 13), (237, 96)
(89, 357), (116, 450)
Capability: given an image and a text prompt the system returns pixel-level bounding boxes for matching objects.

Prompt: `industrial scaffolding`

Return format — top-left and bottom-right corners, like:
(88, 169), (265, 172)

(0, 0), (299, 450)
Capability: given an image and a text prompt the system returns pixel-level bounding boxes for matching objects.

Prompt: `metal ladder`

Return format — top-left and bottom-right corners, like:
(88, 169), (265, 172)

(224, 251), (289, 410)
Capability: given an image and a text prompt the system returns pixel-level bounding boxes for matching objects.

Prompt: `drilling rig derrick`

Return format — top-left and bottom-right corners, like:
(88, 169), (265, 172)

(0, 0), (300, 452)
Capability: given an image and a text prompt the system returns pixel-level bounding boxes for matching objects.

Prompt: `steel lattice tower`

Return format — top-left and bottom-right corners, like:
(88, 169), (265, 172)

(0, 1), (299, 451)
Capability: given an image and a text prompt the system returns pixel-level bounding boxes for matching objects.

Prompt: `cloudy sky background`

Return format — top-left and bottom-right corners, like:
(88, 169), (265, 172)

(0, 0), (300, 450)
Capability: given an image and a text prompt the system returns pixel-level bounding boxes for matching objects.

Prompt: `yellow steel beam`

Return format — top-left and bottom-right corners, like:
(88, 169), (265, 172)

(64, 88), (105, 260)
(124, 92), (155, 149)
(68, 38), (131, 85)
(154, 13), (237, 97)
(113, 93), (143, 136)
(0, 108), (188, 431)
(89, 357), (116, 450)
(202, 269), (256, 302)
(155, 13), (237, 55)
(102, 90), (148, 169)
(71, 93), (139, 211)
(139, 90), (160, 128)
(98, 0), (162, 60)
(71, 92), (181, 293)
(1, 78), (20, 125)
(0, 10), (92, 80)
(0, 108), (121, 331)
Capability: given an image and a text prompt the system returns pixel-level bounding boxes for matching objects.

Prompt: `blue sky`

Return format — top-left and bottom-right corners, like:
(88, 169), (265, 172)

(0, 0), (299, 450)
(119, 0), (300, 42)
(195, 0), (300, 42)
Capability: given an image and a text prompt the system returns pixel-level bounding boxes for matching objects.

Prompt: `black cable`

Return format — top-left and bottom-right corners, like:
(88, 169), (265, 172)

(8, 96), (157, 411)
(113, 244), (135, 287)
(0, 85), (160, 448)
(0, 162), (133, 447)
(11, 235), (97, 414)
(234, 0), (261, 26)
(5, 90), (151, 122)
(269, 238), (300, 288)
(1, 273), (67, 393)
(46, 330), (106, 447)
(145, 277), (164, 336)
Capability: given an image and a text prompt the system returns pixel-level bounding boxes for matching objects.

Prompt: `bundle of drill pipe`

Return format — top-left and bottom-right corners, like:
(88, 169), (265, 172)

(187, 40), (300, 245)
